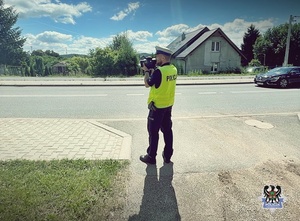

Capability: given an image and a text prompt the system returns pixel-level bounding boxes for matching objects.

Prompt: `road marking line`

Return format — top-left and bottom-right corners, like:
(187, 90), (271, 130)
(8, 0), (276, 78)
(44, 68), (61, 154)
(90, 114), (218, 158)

(0, 94), (108, 97)
(230, 90), (295, 94)
(198, 92), (217, 95)
(230, 91), (273, 94)
(126, 94), (144, 96)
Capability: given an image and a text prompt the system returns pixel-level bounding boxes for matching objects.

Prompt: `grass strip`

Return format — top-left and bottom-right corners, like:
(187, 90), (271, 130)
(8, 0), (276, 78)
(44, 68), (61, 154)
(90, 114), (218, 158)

(0, 159), (129, 221)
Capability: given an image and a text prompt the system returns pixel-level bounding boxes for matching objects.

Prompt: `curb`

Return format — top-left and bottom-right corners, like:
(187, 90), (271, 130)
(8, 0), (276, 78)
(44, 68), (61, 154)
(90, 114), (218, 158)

(88, 120), (132, 160)
(0, 79), (254, 87)
(0, 83), (254, 87)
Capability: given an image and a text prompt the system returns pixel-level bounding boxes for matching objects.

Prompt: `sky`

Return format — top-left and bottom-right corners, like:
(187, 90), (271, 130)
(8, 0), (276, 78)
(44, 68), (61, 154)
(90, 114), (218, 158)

(4, 0), (300, 55)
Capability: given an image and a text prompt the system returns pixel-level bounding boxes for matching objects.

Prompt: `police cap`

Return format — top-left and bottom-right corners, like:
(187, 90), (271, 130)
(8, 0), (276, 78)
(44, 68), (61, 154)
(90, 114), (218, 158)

(155, 46), (172, 56)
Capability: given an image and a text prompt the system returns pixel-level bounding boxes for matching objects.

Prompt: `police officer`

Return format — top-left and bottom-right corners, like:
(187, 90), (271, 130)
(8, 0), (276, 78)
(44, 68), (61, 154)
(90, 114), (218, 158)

(140, 46), (177, 164)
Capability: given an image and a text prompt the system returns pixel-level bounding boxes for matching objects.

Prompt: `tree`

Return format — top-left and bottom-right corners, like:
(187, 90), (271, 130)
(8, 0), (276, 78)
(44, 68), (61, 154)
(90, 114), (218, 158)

(29, 50), (60, 76)
(253, 23), (300, 67)
(0, 0), (26, 65)
(45, 50), (60, 57)
(90, 47), (115, 76)
(44, 66), (49, 76)
(24, 66), (30, 76)
(34, 57), (44, 76)
(288, 23), (300, 66)
(66, 56), (91, 75)
(89, 33), (138, 76)
(109, 33), (138, 76)
(248, 59), (262, 67)
(31, 50), (45, 57)
(241, 24), (261, 65)
(30, 64), (35, 76)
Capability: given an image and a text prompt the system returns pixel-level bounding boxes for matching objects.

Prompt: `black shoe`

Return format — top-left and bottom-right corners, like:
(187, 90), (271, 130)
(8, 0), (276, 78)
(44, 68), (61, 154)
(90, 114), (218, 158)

(140, 154), (156, 164)
(162, 152), (171, 164)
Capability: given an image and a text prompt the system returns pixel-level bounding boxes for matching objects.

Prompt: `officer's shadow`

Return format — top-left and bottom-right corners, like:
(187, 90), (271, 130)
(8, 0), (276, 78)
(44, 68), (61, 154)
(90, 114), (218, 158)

(128, 163), (181, 221)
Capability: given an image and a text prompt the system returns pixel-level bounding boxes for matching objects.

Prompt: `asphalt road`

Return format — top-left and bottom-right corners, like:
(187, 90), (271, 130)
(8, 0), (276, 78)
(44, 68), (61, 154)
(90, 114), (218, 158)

(0, 84), (299, 119)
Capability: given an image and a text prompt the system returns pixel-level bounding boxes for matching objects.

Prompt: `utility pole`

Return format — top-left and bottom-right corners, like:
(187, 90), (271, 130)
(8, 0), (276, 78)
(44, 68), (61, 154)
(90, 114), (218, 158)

(283, 15), (300, 66)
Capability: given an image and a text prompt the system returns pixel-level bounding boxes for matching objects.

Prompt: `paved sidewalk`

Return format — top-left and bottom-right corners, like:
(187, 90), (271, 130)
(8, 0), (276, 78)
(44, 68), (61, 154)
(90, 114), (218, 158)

(0, 118), (131, 161)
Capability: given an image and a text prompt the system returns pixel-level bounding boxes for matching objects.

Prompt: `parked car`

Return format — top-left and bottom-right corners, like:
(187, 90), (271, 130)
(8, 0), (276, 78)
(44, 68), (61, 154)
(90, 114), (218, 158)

(254, 66), (300, 88)
(246, 66), (265, 73)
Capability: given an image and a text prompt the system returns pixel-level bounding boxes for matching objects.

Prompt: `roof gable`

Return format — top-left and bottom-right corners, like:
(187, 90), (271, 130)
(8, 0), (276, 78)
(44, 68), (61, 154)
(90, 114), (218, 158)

(52, 62), (67, 67)
(169, 27), (246, 60)
(167, 27), (209, 58)
(176, 29), (216, 58)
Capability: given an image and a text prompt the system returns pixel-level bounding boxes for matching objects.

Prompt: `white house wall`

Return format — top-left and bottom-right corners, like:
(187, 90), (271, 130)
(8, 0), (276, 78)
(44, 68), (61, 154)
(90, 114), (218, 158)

(185, 45), (206, 73)
(215, 37), (241, 71)
(182, 36), (241, 73)
(173, 60), (186, 74)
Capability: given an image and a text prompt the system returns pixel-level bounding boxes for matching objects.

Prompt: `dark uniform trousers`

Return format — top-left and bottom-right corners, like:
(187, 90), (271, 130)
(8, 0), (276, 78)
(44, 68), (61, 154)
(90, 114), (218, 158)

(147, 106), (173, 159)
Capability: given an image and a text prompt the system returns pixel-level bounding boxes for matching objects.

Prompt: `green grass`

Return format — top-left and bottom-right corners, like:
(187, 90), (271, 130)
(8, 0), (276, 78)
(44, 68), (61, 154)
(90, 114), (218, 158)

(0, 159), (129, 221)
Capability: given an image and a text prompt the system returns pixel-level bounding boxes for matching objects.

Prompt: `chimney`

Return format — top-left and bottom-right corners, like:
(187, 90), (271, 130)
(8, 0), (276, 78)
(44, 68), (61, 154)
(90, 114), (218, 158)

(181, 32), (186, 41)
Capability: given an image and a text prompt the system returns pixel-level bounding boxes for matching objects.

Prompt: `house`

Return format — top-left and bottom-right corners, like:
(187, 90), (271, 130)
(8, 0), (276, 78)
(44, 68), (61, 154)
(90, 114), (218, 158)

(167, 27), (246, 74)
(52, 62), (67, 74)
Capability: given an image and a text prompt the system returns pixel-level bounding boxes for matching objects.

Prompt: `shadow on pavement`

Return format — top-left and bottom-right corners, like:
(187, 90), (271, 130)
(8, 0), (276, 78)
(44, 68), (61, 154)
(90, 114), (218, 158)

(128, 163), (181, 221)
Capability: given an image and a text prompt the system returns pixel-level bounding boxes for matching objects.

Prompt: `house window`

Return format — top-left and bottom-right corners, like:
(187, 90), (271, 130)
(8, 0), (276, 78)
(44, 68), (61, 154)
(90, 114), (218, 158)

(211, 63), (219, 72)
(211, 42), (220, 52)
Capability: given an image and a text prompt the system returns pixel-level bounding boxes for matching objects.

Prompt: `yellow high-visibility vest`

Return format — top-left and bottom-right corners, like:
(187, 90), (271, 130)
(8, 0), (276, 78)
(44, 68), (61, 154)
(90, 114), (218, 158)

(148, 64), (177, 108)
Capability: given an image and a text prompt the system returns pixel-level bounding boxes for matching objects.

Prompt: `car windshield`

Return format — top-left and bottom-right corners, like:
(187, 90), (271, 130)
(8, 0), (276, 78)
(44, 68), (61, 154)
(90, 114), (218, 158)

(267, 67), (293, 75)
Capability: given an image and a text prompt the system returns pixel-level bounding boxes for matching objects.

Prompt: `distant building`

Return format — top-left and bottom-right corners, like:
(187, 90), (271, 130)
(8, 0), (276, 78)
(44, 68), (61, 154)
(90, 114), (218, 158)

(52, 62), (67, 74)
(168, 27), (246, 74)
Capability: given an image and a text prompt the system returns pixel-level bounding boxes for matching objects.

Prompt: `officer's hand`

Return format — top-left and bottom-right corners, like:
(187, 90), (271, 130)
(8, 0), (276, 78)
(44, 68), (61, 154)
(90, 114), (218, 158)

(148, 101), (157, 111)
(142, 64), (149, 72)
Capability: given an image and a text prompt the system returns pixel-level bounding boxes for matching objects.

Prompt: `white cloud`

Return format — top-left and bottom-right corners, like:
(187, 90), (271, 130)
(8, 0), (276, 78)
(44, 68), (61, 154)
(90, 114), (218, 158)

(121, 30), (153, 42)
(155, 24), (192, 44)
(156, 24), (190, 38)
(23, 31), (111, 55)
(36, 31), (72, 43)
(4, 0), (92, 24)
(155, 19), (274, 50)
(24, 33), (69, 54)
(133, 41), (159, 54)
(70, 36), (111, 54)
(22, 17), (275, 55)
(208, 18), (274, 48)
(110, 2), (140, 21)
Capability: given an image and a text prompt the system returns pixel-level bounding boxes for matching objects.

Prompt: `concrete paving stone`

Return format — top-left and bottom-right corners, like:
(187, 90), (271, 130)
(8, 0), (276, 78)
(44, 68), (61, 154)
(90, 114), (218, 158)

(93, 154), (103, 159)
(94, 149), (104, 155)
(77, 149), (88, 155)
(32, 146), (43, 151)
(104, 145), (114, 152)
(63, 144), (76, 150)
(67, 152), (78, 159)
(59, 145), (71, 151)
(0, 118), (131, 161)
(89, 146), (99, 151)
(73, 154), (87, 159)
(84, 152), (94, 158)
(101, 151), (110, 158)
(23, 154), (40, 160)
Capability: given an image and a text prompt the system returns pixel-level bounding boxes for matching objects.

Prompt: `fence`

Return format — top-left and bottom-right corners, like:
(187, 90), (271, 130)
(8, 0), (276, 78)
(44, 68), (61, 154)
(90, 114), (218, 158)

(0, 65), (23, 76)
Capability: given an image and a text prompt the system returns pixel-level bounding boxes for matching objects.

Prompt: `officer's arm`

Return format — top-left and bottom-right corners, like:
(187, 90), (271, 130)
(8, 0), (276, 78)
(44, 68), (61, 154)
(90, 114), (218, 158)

(144, 69), (157, 88)
(144, 71), (151, 88)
